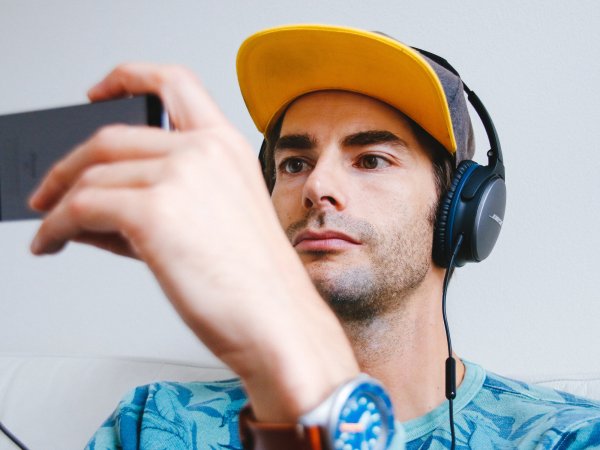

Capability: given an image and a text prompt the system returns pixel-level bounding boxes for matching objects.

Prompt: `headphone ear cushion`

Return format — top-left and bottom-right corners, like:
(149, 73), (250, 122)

(434, 160), (478, 267)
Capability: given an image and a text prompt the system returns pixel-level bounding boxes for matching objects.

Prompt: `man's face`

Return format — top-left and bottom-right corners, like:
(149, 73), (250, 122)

(271, 91), (439, 321)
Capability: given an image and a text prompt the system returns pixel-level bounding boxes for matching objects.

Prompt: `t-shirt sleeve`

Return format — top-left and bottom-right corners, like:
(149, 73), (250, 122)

(86, 384), (151, 450)
(551, 418), (600, 449)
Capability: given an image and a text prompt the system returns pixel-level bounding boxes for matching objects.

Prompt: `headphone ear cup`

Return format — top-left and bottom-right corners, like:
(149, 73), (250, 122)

(433, 160), (478, 268)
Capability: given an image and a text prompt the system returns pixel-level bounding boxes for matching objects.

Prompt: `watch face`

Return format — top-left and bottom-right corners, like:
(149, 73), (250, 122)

(332, 381), (394, 450)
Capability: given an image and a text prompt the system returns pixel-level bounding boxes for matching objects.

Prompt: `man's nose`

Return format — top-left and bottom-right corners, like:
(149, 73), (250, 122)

(302, 156), (348, 211)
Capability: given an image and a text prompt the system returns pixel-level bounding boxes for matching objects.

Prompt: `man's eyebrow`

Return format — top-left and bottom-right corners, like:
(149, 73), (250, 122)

(342, 130), (409, 149)
(274, 134), (316, 152)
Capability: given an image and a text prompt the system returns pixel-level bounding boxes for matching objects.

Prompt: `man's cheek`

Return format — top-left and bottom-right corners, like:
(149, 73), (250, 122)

(271, 192), (291, 227)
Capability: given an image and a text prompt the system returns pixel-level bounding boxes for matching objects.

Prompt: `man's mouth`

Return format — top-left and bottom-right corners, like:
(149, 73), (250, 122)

(293, 230), (361, 252)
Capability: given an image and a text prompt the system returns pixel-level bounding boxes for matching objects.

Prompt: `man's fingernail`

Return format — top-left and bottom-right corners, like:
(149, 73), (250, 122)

(29, 192), (39, 208)
(30, 235), (43, 254)
(31, 237), (65, 255)
(87, 83), (102, 99)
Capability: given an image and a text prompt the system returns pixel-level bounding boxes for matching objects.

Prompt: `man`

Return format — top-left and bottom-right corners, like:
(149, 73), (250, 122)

(30, 25), (600, 449)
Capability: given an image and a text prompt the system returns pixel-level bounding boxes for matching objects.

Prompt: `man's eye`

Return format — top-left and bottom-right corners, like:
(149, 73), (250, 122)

(357, 155), (389, 169)
(280, 158), (307, 174)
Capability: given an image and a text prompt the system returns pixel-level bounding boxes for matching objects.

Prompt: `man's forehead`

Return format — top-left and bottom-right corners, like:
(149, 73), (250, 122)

(279, 90), (415, 138)
(282, 90), (406, 131)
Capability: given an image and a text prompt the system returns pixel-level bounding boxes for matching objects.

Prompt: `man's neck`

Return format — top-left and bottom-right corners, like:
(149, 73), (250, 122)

(341, 275), (465, 422)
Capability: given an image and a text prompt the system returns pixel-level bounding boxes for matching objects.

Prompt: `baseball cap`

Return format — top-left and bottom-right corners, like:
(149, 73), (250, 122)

(236, 24), (475, 163)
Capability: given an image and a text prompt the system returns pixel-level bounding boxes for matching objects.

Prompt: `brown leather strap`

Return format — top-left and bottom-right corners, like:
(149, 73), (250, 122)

(239, 404), (327, 450)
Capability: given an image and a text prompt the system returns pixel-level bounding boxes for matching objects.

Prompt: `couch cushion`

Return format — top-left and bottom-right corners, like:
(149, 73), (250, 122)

(525, 376), (600, 402)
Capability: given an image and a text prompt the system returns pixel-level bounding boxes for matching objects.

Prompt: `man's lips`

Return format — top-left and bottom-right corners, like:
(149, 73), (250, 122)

(293, 230), (361, 252)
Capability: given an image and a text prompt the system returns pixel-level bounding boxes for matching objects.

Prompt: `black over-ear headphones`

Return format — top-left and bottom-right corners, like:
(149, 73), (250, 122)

(258, 48), (506, 270)
(413, 49), (506, 269)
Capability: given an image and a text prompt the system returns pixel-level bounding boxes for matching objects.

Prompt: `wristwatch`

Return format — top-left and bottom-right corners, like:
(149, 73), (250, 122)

(239, 374), (396, 450)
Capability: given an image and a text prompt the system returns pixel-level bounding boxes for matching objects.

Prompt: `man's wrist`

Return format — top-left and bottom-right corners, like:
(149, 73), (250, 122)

(239, 374), (398, 450)
(240, 329), (360, 422)
(238, 293), (357, 421)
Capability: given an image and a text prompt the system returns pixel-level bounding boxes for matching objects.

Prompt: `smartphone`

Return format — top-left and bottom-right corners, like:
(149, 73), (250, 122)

(0, 95), (168, 221)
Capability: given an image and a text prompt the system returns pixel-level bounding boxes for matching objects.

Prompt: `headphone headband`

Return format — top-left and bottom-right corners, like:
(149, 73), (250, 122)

(412, 47), (503, 173)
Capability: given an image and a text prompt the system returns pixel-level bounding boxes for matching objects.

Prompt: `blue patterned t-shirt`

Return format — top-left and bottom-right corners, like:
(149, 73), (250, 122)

(87, 361), (600, 449)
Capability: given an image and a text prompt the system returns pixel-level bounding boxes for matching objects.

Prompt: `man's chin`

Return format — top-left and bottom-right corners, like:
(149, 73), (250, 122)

(308, 267), (383, 322)
(304, 262), (375, 295)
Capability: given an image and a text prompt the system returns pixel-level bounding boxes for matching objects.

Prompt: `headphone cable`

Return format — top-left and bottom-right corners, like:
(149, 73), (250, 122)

(443, 233), (464, 450)
(0, 420), (30, 450)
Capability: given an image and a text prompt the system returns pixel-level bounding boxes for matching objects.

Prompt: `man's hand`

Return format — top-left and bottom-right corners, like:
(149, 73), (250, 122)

(29, 63), (359, 422)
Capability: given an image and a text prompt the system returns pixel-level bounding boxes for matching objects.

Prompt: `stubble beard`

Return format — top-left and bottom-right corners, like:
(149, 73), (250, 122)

(286, 208), (434, 325)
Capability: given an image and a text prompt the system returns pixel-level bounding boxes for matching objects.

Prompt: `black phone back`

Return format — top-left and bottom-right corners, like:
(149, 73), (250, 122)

(0, 95), (165, 221)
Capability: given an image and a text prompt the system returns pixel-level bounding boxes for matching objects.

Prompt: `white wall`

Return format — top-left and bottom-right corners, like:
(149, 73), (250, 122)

(1, 0), (599, 378)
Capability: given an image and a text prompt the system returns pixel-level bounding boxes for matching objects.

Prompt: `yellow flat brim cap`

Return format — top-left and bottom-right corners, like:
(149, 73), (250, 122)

(237, 24), (457, 153)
